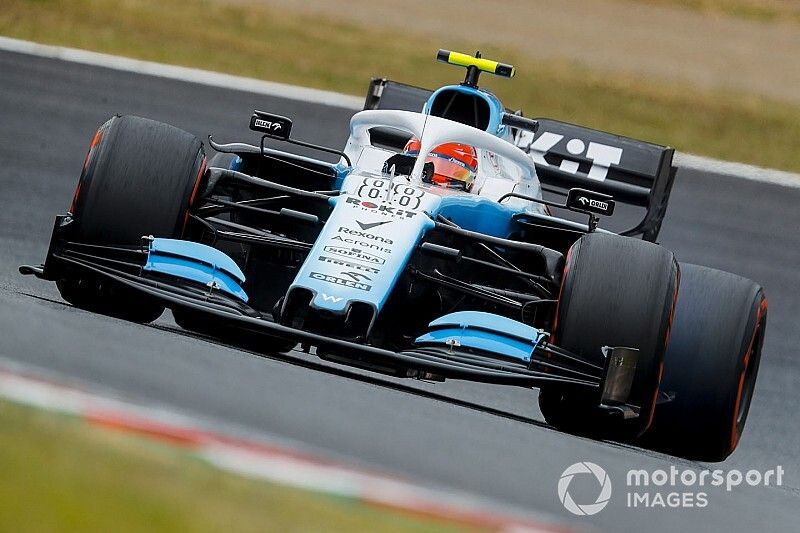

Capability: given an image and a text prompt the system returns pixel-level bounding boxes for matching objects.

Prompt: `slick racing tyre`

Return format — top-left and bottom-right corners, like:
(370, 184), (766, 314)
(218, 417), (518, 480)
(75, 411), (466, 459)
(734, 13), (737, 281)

(538, 232), (679, 439)
(58, 115), (206, 323)
(641, 263), (767, 461)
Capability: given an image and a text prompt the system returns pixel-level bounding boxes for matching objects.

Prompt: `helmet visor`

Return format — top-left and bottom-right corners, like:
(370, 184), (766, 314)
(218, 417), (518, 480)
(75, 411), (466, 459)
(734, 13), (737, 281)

(426, 154), (476, 190)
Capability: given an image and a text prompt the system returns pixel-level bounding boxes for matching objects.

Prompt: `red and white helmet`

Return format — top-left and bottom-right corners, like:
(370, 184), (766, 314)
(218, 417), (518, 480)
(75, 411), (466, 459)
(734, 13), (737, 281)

(403, 138), (478, 191)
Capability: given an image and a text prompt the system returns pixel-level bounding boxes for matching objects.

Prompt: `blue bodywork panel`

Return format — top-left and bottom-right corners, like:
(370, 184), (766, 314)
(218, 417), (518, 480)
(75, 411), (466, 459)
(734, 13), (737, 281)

(436, 194), (517, 237)
(144, 238), (248, 302)
(289, 193), (436, 313)
(415, 311), (547, 363)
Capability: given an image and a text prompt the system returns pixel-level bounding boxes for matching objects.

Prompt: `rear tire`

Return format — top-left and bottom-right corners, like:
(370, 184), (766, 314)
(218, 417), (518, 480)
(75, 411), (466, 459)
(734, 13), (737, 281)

(641, 264), (767, 461)
(59, 115), (206, 323)
(538, 233), (679, 438)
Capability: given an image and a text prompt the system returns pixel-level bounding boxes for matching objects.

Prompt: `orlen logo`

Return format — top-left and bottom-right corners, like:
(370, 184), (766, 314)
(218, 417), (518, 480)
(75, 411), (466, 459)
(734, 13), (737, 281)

(310, 272), (371, 292)
(578, 196), (609, 211)
(517, 131), (622, 181)
(253, 118), (282, 132)
(345, 197), (417, 219)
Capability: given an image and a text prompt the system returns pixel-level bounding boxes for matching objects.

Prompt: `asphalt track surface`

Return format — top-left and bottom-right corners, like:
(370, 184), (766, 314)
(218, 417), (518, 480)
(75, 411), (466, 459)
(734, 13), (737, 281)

(1, 50), (798, 531)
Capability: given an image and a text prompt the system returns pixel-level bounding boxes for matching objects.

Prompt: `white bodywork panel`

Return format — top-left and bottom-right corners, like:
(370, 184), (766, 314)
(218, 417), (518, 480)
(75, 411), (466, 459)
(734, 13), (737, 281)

(342, 110), (546, 215)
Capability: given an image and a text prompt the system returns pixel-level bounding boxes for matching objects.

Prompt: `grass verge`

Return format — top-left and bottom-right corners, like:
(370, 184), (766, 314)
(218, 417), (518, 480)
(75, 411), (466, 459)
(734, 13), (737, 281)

(0, 399), (468, 532)
(625, 0), (800, 25)
(1, 0), (799, 172)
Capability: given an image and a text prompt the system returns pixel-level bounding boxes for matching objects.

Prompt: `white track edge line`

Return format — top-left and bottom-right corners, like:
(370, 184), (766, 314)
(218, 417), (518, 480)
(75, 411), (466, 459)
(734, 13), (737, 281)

(672, 153), (800, 188)
(0, 36), (363, 110)
(2, 35), (798, 187)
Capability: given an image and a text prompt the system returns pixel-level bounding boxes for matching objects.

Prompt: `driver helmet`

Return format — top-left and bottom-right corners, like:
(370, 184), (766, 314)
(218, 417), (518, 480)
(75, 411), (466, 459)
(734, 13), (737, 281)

(403, 138), (478, 191)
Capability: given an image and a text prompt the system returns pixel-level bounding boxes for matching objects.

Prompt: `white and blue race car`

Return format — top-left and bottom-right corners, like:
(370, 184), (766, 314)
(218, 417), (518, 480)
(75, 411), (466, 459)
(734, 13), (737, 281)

(22, 50), (767, 461)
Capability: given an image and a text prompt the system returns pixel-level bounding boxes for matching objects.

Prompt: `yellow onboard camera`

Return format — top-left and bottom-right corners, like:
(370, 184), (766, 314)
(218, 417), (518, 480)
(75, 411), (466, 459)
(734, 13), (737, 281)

(436, 49), (515, 86)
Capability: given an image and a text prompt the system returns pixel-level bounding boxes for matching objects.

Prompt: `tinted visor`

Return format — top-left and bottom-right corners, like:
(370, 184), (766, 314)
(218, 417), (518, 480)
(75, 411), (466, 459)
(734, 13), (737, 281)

(426, 153), (476, 190)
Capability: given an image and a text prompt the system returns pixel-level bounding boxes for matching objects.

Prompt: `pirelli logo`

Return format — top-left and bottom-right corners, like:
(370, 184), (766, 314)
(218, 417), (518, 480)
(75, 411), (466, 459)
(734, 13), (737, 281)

(318, 256), (380, 274)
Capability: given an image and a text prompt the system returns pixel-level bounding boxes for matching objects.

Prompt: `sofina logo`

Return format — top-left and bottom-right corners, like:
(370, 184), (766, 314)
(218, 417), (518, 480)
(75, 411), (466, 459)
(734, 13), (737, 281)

(558, 462), (612, 516)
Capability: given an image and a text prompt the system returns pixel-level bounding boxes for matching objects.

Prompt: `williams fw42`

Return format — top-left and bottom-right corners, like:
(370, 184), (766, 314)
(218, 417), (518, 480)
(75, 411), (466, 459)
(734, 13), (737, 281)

(22, 50), (767, 461)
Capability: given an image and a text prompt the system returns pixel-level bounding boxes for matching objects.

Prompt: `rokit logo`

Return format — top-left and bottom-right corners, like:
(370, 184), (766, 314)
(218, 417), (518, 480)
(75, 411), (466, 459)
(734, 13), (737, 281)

(318, 256), (380, 274)
(517, 131), (623, 181)
(323, 246), (385, 265)
(345, 197), (417, 219)
(310, 272), (371, 291)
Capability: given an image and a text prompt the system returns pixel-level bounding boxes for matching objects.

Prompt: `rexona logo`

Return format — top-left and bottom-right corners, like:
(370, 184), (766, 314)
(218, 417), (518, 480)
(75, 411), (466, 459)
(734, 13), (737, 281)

(558, 462), (612, 516)
(318, 256), (380, 274)
(310, 272), (371, 291)
(323, 246), (385, 265)
(337, 226), (393, 244)
(330, 230), (392, 254)
(345, 197), (417, 219)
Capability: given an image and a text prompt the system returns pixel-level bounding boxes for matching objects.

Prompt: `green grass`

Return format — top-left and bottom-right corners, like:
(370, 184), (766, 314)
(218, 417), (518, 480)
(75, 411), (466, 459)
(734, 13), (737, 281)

(624, 0), (800, 24)
(2, 0), (800, 172)
(0, 400), (470, 532)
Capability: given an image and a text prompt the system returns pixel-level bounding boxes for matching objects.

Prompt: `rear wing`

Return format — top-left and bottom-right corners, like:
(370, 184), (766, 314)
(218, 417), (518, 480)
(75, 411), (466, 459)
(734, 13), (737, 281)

(517, 119), (677, 242)
(364, 79), (432, 112)
(364, 79), (677, 242)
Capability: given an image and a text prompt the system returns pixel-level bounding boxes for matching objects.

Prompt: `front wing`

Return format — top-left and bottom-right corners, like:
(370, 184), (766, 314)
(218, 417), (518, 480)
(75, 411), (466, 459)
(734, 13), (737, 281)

(22, 215), (641, 411)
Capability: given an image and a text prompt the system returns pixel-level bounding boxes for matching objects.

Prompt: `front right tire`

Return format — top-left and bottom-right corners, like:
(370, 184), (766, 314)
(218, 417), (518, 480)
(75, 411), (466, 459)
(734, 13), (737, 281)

(538, 232), (679, 439)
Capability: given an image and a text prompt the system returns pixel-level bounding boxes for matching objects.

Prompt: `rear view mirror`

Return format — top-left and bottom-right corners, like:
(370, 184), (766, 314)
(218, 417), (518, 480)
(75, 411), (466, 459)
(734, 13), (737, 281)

(249, 110), (292, 140)
(247, 109), (351, 166)
(566, 188), (616, 216)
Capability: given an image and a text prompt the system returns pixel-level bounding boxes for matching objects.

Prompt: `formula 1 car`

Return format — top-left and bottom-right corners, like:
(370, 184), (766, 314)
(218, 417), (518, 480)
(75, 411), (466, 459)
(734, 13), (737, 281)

(21, 50), (767, 461)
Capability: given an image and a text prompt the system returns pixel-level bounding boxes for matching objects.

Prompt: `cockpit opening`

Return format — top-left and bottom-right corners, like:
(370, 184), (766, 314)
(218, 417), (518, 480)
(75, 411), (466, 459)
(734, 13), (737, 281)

(428, 88), (491, 131)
